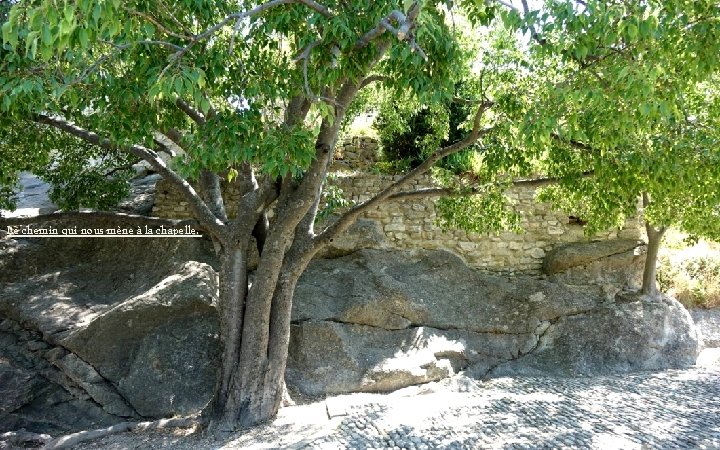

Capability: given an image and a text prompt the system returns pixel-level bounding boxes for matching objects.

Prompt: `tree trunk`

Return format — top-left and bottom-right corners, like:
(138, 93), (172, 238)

(209, 240), (307, 431)
(641, 222), (666, 298)
(212, 245), (248, 424)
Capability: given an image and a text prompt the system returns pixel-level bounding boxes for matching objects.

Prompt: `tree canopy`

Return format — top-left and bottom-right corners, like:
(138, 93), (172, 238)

(516, 1), (720, 294)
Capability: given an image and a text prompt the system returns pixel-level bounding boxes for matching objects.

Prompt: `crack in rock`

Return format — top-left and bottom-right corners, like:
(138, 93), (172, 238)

(0, 316), (141, 421)
(291, 317), (539, 336)
(482, 308), (599, 377)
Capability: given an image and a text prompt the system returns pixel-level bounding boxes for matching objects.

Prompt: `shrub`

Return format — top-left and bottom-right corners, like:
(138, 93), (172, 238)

(373, 91), (478, 174)
(657, 252), (720, 309)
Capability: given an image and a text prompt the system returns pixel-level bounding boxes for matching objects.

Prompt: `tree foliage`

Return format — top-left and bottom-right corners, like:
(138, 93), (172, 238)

(512, 0), (720, 294)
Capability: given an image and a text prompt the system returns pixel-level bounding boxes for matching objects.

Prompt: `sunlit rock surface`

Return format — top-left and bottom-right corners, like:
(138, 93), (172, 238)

(287, 249), (699, 396)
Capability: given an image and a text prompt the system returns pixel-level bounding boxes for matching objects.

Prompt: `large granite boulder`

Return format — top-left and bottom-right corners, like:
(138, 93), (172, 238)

(543, 239), (645, 288)
(287, 322), (530, 396)
(62, 261), (220, 418)
(0, 233), (215, 340)
(0, 234), (217, 433)
(287, 249), (700, 396)
(0, 318), (118, 435)
(0, 236), (702, 433)
(491, 293), (699, 376)
(293, 249), (602, 334)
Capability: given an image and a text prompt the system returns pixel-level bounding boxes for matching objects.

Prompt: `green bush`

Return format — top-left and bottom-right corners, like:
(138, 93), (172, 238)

(658, 253), (720, 309)
(373, 93), (477, 174)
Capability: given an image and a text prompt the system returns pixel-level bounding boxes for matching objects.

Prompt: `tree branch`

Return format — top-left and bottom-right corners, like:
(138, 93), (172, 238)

(495, 0), (519, 11)
(31, 114), (226, 236)
(200, 170), (228, 223)
(44, 415), (201, 450)
(385, 172), (596, 201)
(293, 41), (332, 104)
(519, 0), (546, 46)
(296, 0), (333, 18)
(152, 131), (185, 157)
(551, 133), (598, 152)
(123, 7), (194, 40)
(359, 75), (389, 89)
(355, 3), (426, 60)
(494, 0), (548, 47)
(270, 39), (391, 258)
(175, 98), (206, 125)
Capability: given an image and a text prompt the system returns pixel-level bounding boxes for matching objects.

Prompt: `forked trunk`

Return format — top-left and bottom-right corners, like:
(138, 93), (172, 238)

(209, 243), (304, 430)
(641, 222), (666, 298)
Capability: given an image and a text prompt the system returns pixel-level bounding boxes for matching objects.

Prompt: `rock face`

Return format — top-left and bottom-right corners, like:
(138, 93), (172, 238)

(62, 262), (220, 418)
(491, 293), (699, 377)
(0, 236), (701, 433)
(0, 231), (215, 338)
(317, 218), (388, 258)
(287, 249), (699, 396)
(690, 308), (720, 348)
(0, 317), (119, 435)
(543, 239), (645, 288)
(115, 173), (161, 215)
(0, 233), (217, 433)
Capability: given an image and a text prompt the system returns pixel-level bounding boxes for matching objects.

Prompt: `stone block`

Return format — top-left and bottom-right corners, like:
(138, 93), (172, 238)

(547, 226), (565, 235)
(384, 223), (406, 232)
(457, 242), (478, 251)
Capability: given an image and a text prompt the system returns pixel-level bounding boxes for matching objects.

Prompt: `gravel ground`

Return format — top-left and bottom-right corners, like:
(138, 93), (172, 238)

(69, 365), (720, 450)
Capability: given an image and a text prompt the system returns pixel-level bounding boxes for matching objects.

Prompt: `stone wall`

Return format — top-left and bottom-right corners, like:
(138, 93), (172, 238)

(328, 173), (640, 273)
(151, 137), (641, 274)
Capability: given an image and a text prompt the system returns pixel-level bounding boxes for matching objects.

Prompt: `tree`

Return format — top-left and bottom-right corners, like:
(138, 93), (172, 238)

(0, 0), (498, 430)
(516, 2), (720, 297)
(2, 0), (720, 431)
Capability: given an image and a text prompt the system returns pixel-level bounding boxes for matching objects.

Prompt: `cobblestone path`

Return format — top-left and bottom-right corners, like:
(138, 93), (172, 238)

(307, 368), (720, 450)
(67, 367), (720, 450)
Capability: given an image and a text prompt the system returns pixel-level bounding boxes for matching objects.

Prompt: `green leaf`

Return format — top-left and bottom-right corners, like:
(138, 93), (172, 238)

(626, 23), (638, 39)
(659, 101), (671, 117)
(78, 28), (89, 48)
(64, 4), (75, 22)
(59, 18), (74, 35)
(92, 4), (102, 23)
(1, 21), (16, 48)
(40, 44), (54, 60)
(41, 25), (53, 46)
(26, 31), (39, 59)
(142, 23), (155, 37)
(639, 20), (652, 37)
(199, 96), (210, 115)
(575, 45), (588, 60)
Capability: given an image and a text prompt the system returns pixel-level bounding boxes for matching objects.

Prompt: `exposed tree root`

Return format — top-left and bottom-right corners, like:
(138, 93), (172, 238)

(41, 415), (204, 450)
